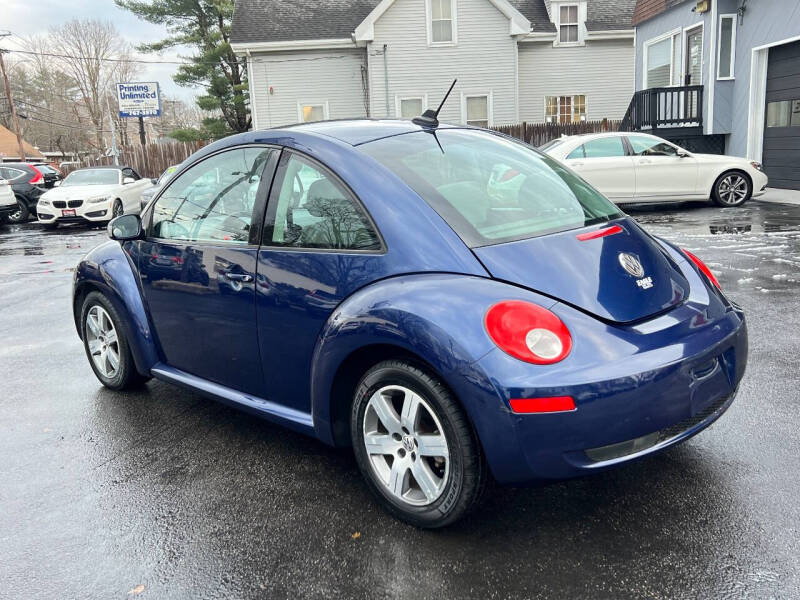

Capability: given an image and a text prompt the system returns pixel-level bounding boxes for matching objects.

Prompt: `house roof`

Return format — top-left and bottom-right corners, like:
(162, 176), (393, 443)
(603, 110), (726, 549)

(0, 124), (44, 161)
(231, 0), (636, 45)
(632, 0), (690, 27)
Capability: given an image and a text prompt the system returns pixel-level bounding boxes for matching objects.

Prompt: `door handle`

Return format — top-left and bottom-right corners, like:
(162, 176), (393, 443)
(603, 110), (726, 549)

(225, 272), (253, 283)
(571, 161), (584, 167)
(639, 159), (652, 164)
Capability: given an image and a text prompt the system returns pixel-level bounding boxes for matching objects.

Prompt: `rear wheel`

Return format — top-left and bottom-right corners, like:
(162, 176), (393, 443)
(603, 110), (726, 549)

(112, 199), (123, 218)
(8, 196), (29, 223)
(80, 291), (149, 390)
(351, 360), (486, 528)
(712, 171), (751, 207)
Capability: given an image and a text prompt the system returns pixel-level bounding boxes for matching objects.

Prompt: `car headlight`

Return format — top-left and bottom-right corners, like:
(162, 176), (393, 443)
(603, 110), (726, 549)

(89, 195), (113, 204)
(750, 161), (764, 172)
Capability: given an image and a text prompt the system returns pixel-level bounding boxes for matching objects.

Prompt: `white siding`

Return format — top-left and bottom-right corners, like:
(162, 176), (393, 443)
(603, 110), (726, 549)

(518, 39), (635, 122)
(367, 0), (518, 125)
(248, 48), (367, 128)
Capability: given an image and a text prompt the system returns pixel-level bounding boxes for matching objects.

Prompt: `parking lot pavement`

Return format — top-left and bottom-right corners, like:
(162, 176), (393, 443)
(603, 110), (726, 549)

(1, 202), (799, 599)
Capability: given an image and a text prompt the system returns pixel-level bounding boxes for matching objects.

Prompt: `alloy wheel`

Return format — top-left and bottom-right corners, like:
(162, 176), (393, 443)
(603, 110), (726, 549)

(113, 201), (123, 218)
(9, 200), (24, 223)
(362, 385), (449, 506)
(717, 174), (748, 205)
(85, 305), (121, 379)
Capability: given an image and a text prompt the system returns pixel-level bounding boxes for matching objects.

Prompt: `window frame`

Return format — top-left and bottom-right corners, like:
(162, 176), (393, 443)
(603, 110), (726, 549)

(717, 13), (737, 81)
(296, 101), (330, 123)
(555, 3), (580, 46)
(144, 144), (281, 247)
(426, 0), (457, 47)
(395, 95), (428, 119)
(261, 149), (386, 255)
(461, 92), (493, 128)
(643, 28), (682, 88)
(544, 95), (587, 124)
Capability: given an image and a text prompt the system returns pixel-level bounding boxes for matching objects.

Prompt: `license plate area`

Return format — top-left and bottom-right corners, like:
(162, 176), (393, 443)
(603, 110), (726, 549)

(62, 209), (76, 217)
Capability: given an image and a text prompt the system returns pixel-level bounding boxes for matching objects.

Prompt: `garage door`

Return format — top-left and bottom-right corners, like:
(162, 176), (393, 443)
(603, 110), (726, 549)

(763, 41), (800, 190)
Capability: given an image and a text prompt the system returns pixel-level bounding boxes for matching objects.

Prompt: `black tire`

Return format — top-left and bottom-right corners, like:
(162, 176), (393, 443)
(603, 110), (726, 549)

(8, 196), (29, 223)
(112, 199), (123, 218)
(80, 291), (150, 390)
(351, 360), (487, 528)
(43, 222), (58, 230)
(712, 170), (752, 207)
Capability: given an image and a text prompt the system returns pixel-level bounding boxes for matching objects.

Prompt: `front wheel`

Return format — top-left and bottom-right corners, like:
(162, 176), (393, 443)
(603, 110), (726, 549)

(351, 360), (487, 528)
(80, 291), (149, 390)
(112, 199), (123, 218)
(712, 171), (751, 207)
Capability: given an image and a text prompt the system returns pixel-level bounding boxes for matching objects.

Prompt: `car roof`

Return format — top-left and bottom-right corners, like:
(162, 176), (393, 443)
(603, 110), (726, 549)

(71, 165), (128, 170)
(266, 119), (469, 146)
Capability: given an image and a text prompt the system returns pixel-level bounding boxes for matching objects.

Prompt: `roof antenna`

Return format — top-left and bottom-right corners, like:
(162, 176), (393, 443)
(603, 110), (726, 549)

(412, 79), (457, 128)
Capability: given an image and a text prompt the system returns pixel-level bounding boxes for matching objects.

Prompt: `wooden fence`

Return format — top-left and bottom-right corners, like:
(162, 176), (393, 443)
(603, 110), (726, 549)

(492, 119), (621, 147)
(64, 141), (206, 179)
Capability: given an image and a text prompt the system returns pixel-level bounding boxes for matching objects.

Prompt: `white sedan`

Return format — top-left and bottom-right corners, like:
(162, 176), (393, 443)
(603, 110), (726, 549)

(0, 178), (16, 223)
(37, 166), (152, 228)
(541, 132), (768, 207)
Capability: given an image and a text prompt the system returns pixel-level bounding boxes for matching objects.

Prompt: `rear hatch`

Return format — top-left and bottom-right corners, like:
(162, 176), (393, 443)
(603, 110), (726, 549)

(473, 218), (690, 323)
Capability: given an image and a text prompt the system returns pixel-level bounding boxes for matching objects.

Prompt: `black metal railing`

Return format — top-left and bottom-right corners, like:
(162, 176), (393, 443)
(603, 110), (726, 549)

(620, 85), (703, 131)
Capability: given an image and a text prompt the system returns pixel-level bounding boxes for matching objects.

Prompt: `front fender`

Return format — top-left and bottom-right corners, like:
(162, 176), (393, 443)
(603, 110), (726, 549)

(309, 273), (560, 477)
(73, 240), (159, 376)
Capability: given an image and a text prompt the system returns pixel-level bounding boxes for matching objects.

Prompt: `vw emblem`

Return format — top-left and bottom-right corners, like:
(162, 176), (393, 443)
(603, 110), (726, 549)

(401, 435), (415, 452)
(618, 252), (645, 278)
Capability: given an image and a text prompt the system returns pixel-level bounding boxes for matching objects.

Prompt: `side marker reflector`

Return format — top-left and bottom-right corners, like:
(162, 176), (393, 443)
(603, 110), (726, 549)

(510, 396), (576, 413)
(576, 224), (623, 241)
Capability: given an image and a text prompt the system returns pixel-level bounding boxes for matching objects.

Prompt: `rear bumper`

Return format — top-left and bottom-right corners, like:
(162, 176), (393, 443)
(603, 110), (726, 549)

(469, 306), (747, 485)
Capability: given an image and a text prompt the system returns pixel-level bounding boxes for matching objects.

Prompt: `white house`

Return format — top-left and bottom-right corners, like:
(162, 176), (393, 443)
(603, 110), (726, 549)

(231, 0), (637, 129)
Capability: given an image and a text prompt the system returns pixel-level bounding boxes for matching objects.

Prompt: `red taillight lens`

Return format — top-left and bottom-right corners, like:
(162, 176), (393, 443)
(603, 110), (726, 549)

(484, 300), (572, 364)
(509, 396), (576, 413)
(682, 249), (721, 289)
(28, 165), (43, 184)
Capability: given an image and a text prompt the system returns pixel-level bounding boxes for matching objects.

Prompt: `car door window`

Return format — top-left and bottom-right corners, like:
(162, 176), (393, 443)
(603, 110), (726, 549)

(583, 137), (626, 158)
(264, 153), (382, 251)
(628, 136), (679, 157)
(1, 167), (24, 181)
(151, 147), (274, 244)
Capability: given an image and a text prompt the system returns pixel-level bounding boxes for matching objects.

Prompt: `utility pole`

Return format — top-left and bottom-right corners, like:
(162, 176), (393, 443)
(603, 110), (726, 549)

(104, 94), (119, 166)
(137, 115), (146, 146)
(0, 34), (25, 162)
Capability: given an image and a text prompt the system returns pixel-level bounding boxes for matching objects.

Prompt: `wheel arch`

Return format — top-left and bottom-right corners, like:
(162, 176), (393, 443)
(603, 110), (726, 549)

(709, 167), (752, 200)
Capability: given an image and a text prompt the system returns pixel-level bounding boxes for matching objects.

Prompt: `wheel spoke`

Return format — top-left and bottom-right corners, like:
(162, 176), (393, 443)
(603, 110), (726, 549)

(364, 433), (397, 456)
(411, 460), (440, 502)
(86, 313), (101, 336)
(400, 390), (421, 429)
(106, 347), (120, 370)
(104, 329), (117, 345)
(88, 339), (103, 356)
(389, 460), (408, 498)
(416, 433), (447, 457)
(368, 392), (402, 434)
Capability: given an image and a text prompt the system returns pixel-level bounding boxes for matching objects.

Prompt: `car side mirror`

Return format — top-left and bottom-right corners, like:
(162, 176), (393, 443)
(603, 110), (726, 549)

(123, 176), (136, 184)
(677, 150), (690, 158)
(108, 214), (143, 241)
(53, 180), (61, 187)
(151, 178), (158, 185)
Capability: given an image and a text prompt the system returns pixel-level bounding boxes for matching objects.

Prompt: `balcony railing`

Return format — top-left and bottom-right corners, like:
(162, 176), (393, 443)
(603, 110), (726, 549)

(620, 85), (703, 132)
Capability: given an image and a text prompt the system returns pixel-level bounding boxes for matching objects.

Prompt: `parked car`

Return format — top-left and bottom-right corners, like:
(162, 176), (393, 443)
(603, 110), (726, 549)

(37, 165), (152, 228)
(541, 132), (768, 207)
(0, 163), (56, 223)
(73, 121), (747, 528)
(139, 164), (179, 210)
(0, 178), (17, 223)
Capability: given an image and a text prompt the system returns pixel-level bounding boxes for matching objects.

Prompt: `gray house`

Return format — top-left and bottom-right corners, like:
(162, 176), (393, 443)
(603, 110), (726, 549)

(628, 0), (800, 189)
(231, 0), (636, 129)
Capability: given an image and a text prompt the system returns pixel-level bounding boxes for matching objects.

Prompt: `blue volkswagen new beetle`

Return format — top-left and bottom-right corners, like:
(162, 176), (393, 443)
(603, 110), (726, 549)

(73, 120), (747, 527)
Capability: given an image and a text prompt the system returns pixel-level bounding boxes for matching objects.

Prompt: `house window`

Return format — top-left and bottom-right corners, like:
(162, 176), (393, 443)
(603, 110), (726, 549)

(398, 97), (424, 119)
(559, 5), (579, 44)
(298, 102), (328, 123)
(645, 32), (681, 88)
(465, 95), (489, 128)
(717, 14), (737, 79)
(545, 95), (586, 123)
(429, 0), (455, 44)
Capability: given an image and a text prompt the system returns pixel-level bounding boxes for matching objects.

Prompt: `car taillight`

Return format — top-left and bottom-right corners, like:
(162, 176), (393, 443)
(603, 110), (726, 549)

(28, 165), (43, 185)
(484, 300), (572, 364)
(682, 249), (721, 289)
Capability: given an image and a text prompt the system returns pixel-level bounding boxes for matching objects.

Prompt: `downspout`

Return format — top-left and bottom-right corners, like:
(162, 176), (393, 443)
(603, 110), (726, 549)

(245, 49), (258, 130)
(383, 44), (390, 117)
(706, 1), (716, 136)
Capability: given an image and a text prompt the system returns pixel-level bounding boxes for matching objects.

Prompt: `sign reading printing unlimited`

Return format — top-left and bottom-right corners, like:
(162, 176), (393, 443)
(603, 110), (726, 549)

(116, 82), (161, 118)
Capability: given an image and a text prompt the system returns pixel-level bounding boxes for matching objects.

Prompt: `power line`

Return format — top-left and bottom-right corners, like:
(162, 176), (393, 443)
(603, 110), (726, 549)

(1, 47), (245, 67)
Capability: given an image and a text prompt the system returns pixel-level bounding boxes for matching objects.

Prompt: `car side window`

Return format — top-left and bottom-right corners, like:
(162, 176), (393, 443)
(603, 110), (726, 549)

(566, 146), (585, 159)
(628, 135), (679, 157)
(263, 153), (381, 251)
(1, 167), (24, 181)
(150, 147), (274, 244)
(583, 137), (626, 158)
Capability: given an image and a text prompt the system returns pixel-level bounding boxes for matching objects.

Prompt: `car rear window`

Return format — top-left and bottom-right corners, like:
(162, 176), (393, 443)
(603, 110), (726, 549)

(358, 129), (622, 247)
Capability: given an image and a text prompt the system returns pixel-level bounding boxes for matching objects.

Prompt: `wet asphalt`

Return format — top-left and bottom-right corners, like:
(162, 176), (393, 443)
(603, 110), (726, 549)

(1, 200), (799, 599)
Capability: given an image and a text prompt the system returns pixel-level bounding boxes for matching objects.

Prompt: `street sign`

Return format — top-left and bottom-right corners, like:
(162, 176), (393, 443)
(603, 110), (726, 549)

(116, 82), (161, 118)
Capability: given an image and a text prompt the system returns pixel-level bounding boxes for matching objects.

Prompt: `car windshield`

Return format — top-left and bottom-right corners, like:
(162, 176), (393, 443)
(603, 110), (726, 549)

(158, 165), (178, 186)
(62, 169), (119, 186)
(359, 129), (623, 247)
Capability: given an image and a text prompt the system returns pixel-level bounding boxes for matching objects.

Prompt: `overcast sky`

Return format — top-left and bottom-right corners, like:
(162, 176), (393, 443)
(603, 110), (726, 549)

(3, 0), (200, 103)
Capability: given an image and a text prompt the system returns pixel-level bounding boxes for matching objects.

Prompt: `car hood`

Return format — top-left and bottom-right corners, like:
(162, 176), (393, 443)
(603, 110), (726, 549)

(42, 184), (118, 200)
(472, 218), (690, 323)
(692, 153), (750, 166)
